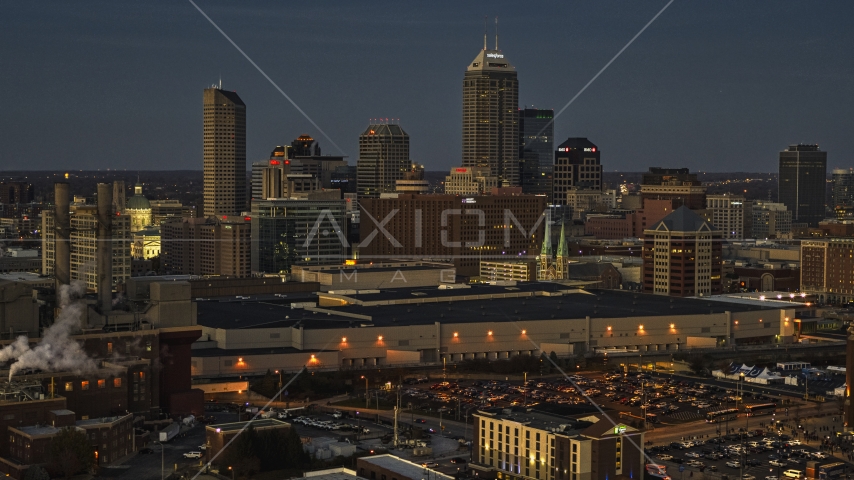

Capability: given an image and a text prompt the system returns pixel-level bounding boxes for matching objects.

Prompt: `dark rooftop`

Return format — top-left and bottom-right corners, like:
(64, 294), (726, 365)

(196, 285), (780, 330)
(191, 346), (327, 357)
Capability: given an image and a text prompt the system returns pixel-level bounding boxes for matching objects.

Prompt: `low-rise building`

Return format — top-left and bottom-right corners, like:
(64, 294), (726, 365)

(472, 409), (644, 480)
(357, 454), (454, 480)
(205, 419), (291, 461)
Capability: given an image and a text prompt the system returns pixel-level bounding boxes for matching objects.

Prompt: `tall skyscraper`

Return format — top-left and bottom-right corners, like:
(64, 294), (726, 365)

(203, 86), (246, 217)
(552, 138), (602, 206)
(461, 34), (519, 187)
(832, 168), (854, 214)
(356, 123), (410, 198)
(778, 144), (827, 227)
(519, 108), (554, 198)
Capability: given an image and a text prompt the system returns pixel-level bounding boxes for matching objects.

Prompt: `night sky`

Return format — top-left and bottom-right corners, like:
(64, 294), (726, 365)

(2, 1), (852, 172)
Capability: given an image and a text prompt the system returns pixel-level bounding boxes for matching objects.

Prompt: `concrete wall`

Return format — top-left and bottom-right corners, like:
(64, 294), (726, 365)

(192, 306), (797, 375)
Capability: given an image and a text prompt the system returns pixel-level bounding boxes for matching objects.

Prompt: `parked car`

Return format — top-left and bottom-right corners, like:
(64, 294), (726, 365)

(422, 462), (439, 468)
(782, 470), (802, 479)
(726, 461), (741, 468)
(450, 457), (467, 464)
(183, 452), (202, 459)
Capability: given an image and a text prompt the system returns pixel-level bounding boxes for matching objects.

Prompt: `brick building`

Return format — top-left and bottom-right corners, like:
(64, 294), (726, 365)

(358, 193), (546, 276)
(161, 216), (251, 277)
(567, 262), (622, 289)
(643, 206), (722, 297)
(801, 238), (854, 305)
(584, 199), (680, 240)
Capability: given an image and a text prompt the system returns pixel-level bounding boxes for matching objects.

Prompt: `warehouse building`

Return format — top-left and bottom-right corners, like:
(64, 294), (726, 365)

(191, 283), (795, 377)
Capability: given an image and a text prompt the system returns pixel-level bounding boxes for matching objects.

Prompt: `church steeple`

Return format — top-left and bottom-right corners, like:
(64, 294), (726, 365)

(555, 222), (568, 279)
(556, 222), (568, 258)
(541, 217), (552, 257)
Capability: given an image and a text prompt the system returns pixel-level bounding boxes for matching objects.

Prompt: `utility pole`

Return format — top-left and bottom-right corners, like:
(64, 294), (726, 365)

(393, 383), (400, 448)
(523, 372), (528, 407)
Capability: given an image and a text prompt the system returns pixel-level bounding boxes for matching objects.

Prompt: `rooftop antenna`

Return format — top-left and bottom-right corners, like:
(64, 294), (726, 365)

(483, 16), (488, 50)
(495, 16), (498, 50)
(218, 74), (222, 90)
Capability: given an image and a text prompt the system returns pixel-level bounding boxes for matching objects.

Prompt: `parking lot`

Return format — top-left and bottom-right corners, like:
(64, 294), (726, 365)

(647, 432), (848, 480)
(394, 373), (791, 429)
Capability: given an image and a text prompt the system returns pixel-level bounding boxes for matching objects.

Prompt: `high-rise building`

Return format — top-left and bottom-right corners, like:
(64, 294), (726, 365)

(0, 182), (34, 205)
(42, 206), (131, 291)
(358, 193), (545, 276)
(291, 134), (320, 157)
(161, 216), (250, 277)
(748, 201), (792, 239)
(778, 144), (827, 226)
(356, 123), (410, 198)
(444, 167), (499, 195)
(643, 206), (722, 297)
(639, 167), (706, 210)
(552, 138), (602, 206)
(462, 36), (519, 187)
(112, 180), (126, 213)
(832, 168), (854, 214)
(203, 87), (246, 217)
(250, 196), (348, 273)
(519, 108), (554, 198)
(706, 194), (745, 240)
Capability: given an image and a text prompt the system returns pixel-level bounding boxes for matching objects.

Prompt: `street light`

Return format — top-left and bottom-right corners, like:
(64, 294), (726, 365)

(228, 466), (235, 480)
(275, 370), (283, 403)
(361, 376), (369, 409)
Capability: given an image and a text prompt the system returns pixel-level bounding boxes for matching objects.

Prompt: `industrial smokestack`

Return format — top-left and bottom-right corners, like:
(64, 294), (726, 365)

(96, 183), (113, 314)
(54, 183), (71, 291)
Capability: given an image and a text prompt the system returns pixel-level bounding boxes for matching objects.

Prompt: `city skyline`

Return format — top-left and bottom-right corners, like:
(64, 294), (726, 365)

(1, 1), (853, 174)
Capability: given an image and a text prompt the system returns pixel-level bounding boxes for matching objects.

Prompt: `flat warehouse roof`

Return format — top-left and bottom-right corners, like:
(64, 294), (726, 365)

(197, 288), (780, 331)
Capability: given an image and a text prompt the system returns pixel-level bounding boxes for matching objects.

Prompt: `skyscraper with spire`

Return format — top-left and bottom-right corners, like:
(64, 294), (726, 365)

(461, 19), (519, 187)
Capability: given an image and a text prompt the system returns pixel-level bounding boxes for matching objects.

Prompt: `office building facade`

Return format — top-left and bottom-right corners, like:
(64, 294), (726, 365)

(643, 206), (722, 297)
(444, 167), (500, 195)
(639, 167), (706, 210)
(42, 207), (131, 291)
(519, 108), (555, 198)
(358, 193), (545, 276)
(748, 202), (792, 239)
(832, 168), (854, 215)
(356, 124), (410, 198)
(203, 87), (246, 217)
(161, 216), (251, 277)
(706, 194), (746, 240)
(250, 198), (348, 273)
(553, 138), (602, 206)
(778, 144), (827, 226)
(462, 41), (519, 187)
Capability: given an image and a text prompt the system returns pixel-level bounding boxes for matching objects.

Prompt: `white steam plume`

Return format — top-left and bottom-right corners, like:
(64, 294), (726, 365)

(0, 280), (98, 381)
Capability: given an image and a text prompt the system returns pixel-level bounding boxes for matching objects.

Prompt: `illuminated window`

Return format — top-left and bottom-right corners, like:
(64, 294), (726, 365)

(139, 371), (145, 381)
(107, 343), (113, 354)
(113, 378), (122, 388)
(64, 382), (73, 391)
(98, 379), (106, 389)
(81, 381), (90, 391)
